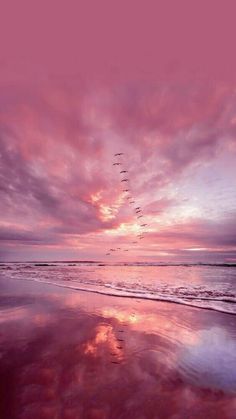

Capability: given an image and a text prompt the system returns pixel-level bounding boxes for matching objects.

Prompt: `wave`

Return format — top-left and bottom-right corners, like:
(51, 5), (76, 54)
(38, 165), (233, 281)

(4, 275), (236, 316)
(34, 263), (57, 267)
(1, 261), (236, 268)
(1, 262), (235, 315)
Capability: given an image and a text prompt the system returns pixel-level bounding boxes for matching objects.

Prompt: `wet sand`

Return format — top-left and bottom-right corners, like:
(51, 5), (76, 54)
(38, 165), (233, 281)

(0, 277), (236, 419)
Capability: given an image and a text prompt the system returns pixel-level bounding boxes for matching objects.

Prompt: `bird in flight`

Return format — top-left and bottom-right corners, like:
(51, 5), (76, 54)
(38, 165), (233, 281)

(113, 162), (122, 166)
(137, 215), (143, 219)
(129, 201), (135, 204)
(135, 207), (141, 210)
(121, 179), (129, 182)
(140, 224), (148, 227)
(114, 153), (124, 156)
(122, 189), (130, 192)
(120, 170), (128, 174)
(136, 209), (142, 213)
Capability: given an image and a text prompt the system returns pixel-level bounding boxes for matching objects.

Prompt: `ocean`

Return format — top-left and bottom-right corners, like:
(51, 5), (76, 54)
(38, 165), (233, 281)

(1, 262), (235, 315)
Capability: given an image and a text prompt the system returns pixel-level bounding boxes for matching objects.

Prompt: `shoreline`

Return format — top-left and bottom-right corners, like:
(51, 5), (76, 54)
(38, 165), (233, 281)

(1, 273), (235, 316)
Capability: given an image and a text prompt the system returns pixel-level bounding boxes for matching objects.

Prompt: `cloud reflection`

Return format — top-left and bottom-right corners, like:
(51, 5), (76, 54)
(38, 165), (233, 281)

(0, 284), (236, 418)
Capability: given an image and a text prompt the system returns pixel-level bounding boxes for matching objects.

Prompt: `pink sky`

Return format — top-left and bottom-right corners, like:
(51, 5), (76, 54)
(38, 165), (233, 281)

(0, 1), (236, 262)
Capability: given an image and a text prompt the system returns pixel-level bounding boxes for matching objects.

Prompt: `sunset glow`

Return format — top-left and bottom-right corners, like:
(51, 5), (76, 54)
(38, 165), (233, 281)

(0, 2), (236, 263)
(1, 4), (236, 418)
(1, 85), (235, 262)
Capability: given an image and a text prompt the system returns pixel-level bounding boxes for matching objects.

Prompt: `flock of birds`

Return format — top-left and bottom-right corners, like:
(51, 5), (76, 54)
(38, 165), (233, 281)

(105, 153), (148, 256)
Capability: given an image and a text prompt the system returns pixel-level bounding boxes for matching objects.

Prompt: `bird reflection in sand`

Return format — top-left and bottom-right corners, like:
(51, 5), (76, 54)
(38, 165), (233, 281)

(84, 324), (124, 362)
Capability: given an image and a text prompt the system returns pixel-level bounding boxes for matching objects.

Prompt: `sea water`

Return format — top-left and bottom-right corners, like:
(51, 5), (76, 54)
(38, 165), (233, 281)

(0, 262), (235, 314)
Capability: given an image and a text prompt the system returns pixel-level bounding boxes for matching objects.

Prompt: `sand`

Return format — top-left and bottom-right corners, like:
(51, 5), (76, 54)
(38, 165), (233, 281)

(0, 276), (236, 419)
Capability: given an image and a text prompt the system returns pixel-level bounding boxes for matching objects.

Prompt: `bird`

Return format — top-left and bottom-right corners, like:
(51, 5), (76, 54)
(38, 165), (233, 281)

(114, 153), (124, 156)
(135, 207), (141, 210)
(136, 210), (142, 213)
(137, 215), (143, 219)
(122, 189), (130, 192)
(140, 224), (148, 227)
(120, 170), (128, 174)
(129, 201), (135, 204)
(113, 162), (122, 166)
(121, 179), (129, 182)
(123, 249), (129, 252)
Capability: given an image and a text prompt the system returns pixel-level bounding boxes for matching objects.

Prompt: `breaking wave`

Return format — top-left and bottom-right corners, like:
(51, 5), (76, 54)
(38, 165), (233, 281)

(0, 262), (236, 315)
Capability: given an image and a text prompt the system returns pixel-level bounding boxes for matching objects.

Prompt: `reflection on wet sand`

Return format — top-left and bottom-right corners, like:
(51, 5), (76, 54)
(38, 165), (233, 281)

(84, 324), (124, 363)
(0, 277), (236, 419)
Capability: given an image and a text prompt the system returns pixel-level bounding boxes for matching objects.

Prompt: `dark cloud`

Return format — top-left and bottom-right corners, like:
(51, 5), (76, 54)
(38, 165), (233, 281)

(149, 213), (236, 249)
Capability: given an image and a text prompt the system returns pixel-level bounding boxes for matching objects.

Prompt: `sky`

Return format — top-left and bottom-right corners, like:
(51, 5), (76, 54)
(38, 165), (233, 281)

(0, 1), (236, 262)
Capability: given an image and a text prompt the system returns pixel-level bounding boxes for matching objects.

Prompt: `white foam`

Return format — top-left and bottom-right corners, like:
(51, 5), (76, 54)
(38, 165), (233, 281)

(1, 263), (235, 315)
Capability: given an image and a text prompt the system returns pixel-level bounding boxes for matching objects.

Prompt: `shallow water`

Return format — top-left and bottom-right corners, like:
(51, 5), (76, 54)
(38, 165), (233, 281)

(0, 277), (236, 419)
(1, 262), (236, 314)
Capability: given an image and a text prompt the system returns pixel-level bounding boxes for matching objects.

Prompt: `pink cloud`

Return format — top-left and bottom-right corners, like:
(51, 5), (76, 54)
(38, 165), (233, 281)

(0, 81), (236, 261)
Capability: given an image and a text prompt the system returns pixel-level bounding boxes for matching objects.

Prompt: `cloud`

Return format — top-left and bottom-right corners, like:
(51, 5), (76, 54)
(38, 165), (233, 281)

(148, 213), (236, 250)
(0, 80), (236, 260)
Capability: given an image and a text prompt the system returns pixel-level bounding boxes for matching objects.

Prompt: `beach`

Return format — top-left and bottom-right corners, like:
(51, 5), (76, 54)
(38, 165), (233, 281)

(0, 276), (236, 419)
